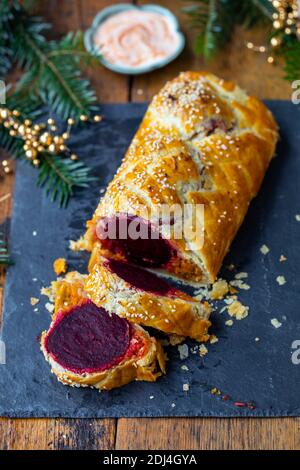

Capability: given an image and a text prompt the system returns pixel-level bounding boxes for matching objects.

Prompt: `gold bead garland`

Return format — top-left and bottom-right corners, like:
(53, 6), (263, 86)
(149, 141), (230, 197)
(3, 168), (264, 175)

(246, 0), (299, 63)
(0, 107), (102, 171)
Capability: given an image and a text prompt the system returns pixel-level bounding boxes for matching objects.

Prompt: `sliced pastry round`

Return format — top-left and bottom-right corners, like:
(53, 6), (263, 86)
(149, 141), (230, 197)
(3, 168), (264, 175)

(41, 295), (165, 391)
(84, 258), (211, 342)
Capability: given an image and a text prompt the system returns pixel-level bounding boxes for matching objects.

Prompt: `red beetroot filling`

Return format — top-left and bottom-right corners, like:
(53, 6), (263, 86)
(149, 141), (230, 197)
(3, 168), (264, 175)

(203, 117), (232, 135)
(105, 258), (177, 296)
(96, 214), (176, 268)
(44, 300), (142, 375)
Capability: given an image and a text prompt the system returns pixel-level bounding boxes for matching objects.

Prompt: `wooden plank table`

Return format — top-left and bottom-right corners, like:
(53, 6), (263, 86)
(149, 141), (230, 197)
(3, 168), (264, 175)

(0, 0), (299, 450)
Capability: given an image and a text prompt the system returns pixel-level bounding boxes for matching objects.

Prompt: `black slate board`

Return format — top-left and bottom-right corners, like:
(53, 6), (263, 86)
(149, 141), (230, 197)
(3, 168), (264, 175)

(1, 101), (300, 418)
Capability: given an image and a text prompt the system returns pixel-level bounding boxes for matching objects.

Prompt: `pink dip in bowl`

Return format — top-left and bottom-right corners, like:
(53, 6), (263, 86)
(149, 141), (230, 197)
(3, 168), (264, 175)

(93, 9), (181, 69)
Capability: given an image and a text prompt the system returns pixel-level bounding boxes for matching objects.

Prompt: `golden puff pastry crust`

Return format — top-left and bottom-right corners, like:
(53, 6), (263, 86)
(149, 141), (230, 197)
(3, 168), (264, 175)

(84, 257), (211, 342)
(41, 274), (165, 391)
(77, 71), (278, 284)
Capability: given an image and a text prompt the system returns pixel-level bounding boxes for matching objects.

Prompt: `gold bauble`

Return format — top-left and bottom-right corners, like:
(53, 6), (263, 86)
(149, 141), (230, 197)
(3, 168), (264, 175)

(0, 109), (9, 119)
(25, 149), (37, 159)
(48, 143), (56, 153)
(270, 37), (280, 46)
(18, 125), (26, 135)
(53, 136), (63, 145)
(40, 132), (52, 146)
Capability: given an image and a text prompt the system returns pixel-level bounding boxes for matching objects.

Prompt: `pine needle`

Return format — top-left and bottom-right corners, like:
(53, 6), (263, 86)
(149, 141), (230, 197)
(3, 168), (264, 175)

(283, 39), (300, 82)
(37, 153), (96, 208)
(0, 233), (12, 266)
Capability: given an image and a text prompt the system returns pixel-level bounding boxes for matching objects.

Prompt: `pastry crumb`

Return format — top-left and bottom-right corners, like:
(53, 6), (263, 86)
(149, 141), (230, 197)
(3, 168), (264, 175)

(295, 214), (300, 222)
(271, 318), (282, 328)
(199, 344), (208, 357)
(210, 279), (229, 300)
(53, 258), (68, 276)
(276, 275), (286, 286)
(178, 344), (189, 360)
(260, 244), (270, 255)
(183, 383), (189, 392)
(209, 335), (219, 344)
(149, 395), (154, 399)
(224, 295), (237, 305)
(30, 297), (39, 306)
(225, 319), (234, 326)
(193, 286), (209, 301)
(255, 337), (260, 342)
(45, 302), (54, 313)
(169, 334), (185, 346)
(230, 279), (250, 290)
(279, 255), (287, 262)
(181, 365), (189, 371)
(211, 387), (221, 395)
(227, 300), (249, 320)
(229, 286), (238, 294)
(235, 272), (248, 280)
(227, 264), (235, 271)
(41, 286), (55, 302)
(171, 403), (176, 408)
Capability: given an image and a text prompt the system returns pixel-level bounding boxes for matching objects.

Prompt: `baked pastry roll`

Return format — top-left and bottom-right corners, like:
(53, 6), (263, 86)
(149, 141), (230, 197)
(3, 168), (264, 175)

(77, 72), (278, 284)
(85, 257), (211, 342)
(41, 273), (165, 391)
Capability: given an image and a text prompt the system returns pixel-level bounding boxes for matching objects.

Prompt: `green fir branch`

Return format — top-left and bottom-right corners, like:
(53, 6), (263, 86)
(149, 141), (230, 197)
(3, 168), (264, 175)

(283, 38), (300, 82)
(184, 0), (274, 60)
(0, 1), (100, 207)
(0, 123), (96, 207)
(37, 153), (95, 208)
(0, 234), (12, 266)
(0, 1), (98, 120)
